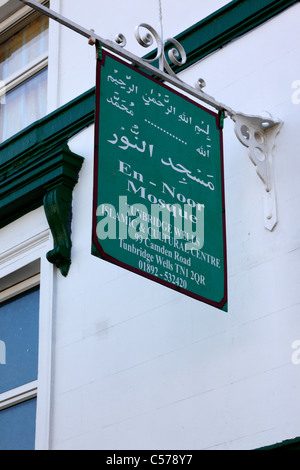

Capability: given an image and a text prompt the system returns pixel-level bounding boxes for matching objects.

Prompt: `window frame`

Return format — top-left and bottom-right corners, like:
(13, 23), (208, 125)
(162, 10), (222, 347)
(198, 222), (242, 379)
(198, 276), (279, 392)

(0, 274), (40, 415)
(3, 53), (48, 96)
(0, 380), (38, 412)
(0, 224), (54, 450)
(0, 1), (49, 140)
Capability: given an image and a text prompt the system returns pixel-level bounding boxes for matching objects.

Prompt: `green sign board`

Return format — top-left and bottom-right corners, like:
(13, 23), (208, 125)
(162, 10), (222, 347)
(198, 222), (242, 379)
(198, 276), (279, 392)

(92, 51), (227, 310)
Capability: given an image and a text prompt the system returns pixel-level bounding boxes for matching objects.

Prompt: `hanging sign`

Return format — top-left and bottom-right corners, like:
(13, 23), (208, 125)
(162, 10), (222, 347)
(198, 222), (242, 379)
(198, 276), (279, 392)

(92, 50), (227, 310)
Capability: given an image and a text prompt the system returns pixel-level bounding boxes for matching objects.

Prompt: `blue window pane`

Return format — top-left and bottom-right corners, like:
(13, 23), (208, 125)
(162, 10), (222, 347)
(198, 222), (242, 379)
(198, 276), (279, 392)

(0, 287), (39, 394)
(0, 398), (37, 450)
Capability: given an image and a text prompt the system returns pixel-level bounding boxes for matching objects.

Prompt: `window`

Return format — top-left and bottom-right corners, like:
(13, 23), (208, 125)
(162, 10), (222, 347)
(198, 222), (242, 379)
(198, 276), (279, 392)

(0, 275), (40, 451)
(0, 229), (53, 450)
(0, 9), (49, 143)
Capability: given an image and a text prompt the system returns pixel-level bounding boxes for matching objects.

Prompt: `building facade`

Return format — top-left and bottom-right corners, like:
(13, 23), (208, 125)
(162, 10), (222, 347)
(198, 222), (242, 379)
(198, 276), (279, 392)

(0, 0), (300, 450)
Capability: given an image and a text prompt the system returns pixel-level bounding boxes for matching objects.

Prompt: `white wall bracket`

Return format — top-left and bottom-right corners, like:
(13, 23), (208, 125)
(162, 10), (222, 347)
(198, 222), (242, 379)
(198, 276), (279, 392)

(232, 113), (283, 231)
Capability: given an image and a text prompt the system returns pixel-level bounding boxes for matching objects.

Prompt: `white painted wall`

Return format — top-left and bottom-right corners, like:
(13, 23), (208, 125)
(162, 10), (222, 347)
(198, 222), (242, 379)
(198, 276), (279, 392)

(2, 0), (299, 450)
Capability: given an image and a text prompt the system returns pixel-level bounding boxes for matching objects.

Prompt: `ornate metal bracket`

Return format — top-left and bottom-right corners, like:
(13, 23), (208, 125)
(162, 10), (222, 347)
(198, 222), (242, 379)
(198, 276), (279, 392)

(20, 0), (284, 231)
(134, 24), (187, 80)
(115, 23), (207, 89)
(232, 113), (283, 231)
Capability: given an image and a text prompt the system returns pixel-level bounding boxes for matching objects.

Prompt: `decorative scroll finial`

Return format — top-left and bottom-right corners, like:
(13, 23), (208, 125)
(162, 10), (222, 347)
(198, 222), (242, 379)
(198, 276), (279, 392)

(114, 23), (206, 86)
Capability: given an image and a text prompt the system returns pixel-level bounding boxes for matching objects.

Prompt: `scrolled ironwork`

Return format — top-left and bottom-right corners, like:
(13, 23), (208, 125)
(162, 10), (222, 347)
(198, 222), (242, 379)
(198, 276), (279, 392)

(134, 23), (188, 80)
(114, 24), (204, 83)
(195, 78), (206, 90)
(163, 37), (186, 78)
(134, 23), (163, 63)
(114, 33), (127, 48)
